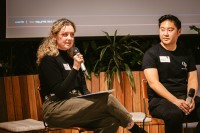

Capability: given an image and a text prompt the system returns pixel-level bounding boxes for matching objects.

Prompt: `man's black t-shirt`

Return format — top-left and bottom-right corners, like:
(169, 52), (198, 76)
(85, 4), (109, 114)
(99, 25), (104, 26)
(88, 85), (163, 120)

(142, 43), (196, 100)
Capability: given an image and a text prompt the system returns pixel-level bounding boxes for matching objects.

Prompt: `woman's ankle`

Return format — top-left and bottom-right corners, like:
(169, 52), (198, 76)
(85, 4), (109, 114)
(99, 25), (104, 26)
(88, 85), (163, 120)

(128, 123), (148, 133)
(126, 122), (135, 129)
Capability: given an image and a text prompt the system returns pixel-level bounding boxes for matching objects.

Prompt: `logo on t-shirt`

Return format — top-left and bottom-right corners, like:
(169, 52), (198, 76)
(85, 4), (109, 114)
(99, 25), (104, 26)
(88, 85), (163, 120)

(159, 56), (170, 63)
(181, 61), (187, 70)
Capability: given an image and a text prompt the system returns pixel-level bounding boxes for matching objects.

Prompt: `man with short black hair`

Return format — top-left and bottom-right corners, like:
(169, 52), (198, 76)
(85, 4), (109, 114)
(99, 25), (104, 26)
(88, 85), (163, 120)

(142, 14), (200, 133)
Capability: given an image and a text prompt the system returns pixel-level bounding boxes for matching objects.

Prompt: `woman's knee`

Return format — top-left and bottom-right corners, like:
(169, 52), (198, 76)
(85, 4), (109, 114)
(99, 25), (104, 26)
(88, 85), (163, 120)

(103, 117), (120, 127)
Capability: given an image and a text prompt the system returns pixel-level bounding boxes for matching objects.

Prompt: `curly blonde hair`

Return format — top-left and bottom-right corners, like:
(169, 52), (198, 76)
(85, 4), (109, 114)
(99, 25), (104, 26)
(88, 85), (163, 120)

(36, 18), (76, 65)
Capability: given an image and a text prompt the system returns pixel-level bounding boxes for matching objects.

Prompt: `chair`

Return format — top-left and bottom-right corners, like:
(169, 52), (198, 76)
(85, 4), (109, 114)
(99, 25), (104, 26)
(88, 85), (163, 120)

(0, 119), (45, 132)
(36, 87), (93, 133)
(141, 79), (165, 133)
(130, 111), (152, 130)
(141, 78), (199, 133)
(0, 86), (45, 132)
(182, 65), (200, 133)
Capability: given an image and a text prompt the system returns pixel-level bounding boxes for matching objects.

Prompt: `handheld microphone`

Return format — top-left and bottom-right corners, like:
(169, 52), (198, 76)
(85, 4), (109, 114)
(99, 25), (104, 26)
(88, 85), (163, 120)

(186, 88), (195, 105)
(73, 47), (90, 78)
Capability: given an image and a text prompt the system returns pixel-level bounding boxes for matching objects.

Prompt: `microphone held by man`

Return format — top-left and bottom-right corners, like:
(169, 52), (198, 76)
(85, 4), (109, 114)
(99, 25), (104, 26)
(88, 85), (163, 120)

(185, 88), (195, 115)
(186, 88), (195, 105)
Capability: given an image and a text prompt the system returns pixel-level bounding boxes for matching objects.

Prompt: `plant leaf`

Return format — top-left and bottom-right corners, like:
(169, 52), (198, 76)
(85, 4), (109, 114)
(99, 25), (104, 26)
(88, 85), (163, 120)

(100, 45), (110, 61)
(116, 68), (121, 84)
(93, 60), (100, 74)
(124, 64), (135, 91)
(189, 25), (200, 34)
(103, 31), (112, 43)
(113, 30), (117, 47)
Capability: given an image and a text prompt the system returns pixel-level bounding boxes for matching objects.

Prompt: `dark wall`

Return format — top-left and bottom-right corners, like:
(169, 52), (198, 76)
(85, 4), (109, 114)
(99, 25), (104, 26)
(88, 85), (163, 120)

(0, 0), (199, 76)
(0, 0), (5, 39)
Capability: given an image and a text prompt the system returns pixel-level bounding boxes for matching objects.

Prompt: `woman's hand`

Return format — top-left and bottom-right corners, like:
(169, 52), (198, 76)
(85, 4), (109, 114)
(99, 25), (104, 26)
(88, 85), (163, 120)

(73, 53), (84, 70)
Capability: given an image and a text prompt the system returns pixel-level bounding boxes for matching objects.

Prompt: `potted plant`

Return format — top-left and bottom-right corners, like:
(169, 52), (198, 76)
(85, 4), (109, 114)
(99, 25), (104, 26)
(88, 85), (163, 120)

(190, 25), (200, 35)
(92, 30), (144, 91)
(189, 25), (200, 64)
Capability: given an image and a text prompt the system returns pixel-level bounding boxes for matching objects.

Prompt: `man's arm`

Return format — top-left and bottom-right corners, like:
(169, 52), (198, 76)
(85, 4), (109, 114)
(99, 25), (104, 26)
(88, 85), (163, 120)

(144, 68), (177, 103)
(144, 68), (191, 114)
(187, 70), (198, 113)
(187, 70), (198, 96)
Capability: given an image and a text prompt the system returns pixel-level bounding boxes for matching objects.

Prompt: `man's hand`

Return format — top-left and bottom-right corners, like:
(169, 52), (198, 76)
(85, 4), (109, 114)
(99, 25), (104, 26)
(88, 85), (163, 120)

(174, 99), (190, 115)
(186, 99), (195, 115)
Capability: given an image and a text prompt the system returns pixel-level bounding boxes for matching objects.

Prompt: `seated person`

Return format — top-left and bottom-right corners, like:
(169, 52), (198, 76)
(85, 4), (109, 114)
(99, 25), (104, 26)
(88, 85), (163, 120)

(142, 14), (200, 133)
(36, 18), (147, 133)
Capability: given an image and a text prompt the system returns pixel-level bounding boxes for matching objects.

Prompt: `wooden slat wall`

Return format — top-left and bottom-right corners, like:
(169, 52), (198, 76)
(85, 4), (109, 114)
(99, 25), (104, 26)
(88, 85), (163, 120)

(0, 72), (165, 133)
(0, 76), (7, 122)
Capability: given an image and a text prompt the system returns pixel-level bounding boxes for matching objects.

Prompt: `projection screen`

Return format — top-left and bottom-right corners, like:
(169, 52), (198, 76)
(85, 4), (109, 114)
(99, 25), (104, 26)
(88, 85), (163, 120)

(6, 0), (200, 38)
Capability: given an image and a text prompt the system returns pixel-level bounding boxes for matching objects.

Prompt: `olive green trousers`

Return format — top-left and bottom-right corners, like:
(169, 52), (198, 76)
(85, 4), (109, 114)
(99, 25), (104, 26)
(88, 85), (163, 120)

(42, 93), (132, 133)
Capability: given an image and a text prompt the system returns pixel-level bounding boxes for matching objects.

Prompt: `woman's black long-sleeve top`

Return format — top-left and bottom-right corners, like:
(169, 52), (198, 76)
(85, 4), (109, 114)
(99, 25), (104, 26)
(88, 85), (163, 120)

(38, 50), (90, 101)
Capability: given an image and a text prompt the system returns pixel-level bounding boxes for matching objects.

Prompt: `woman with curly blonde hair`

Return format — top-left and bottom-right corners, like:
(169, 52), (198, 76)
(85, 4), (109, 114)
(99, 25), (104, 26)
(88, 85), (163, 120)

(36, 18), (147, 133)
(37, 18), (76, 65)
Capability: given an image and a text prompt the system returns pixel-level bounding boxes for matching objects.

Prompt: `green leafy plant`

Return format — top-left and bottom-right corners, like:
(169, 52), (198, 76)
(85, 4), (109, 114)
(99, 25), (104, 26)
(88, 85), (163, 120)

(189, 25), (200, 64)
(190, 25), (200, 35)
(190, 25), (200, 50)
(0, 62), (10, 76)
(93, 30), (144, 91)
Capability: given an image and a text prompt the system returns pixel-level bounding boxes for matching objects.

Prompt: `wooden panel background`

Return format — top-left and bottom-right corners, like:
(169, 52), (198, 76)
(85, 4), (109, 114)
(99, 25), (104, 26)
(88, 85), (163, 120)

(0, 71), (165, 133)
